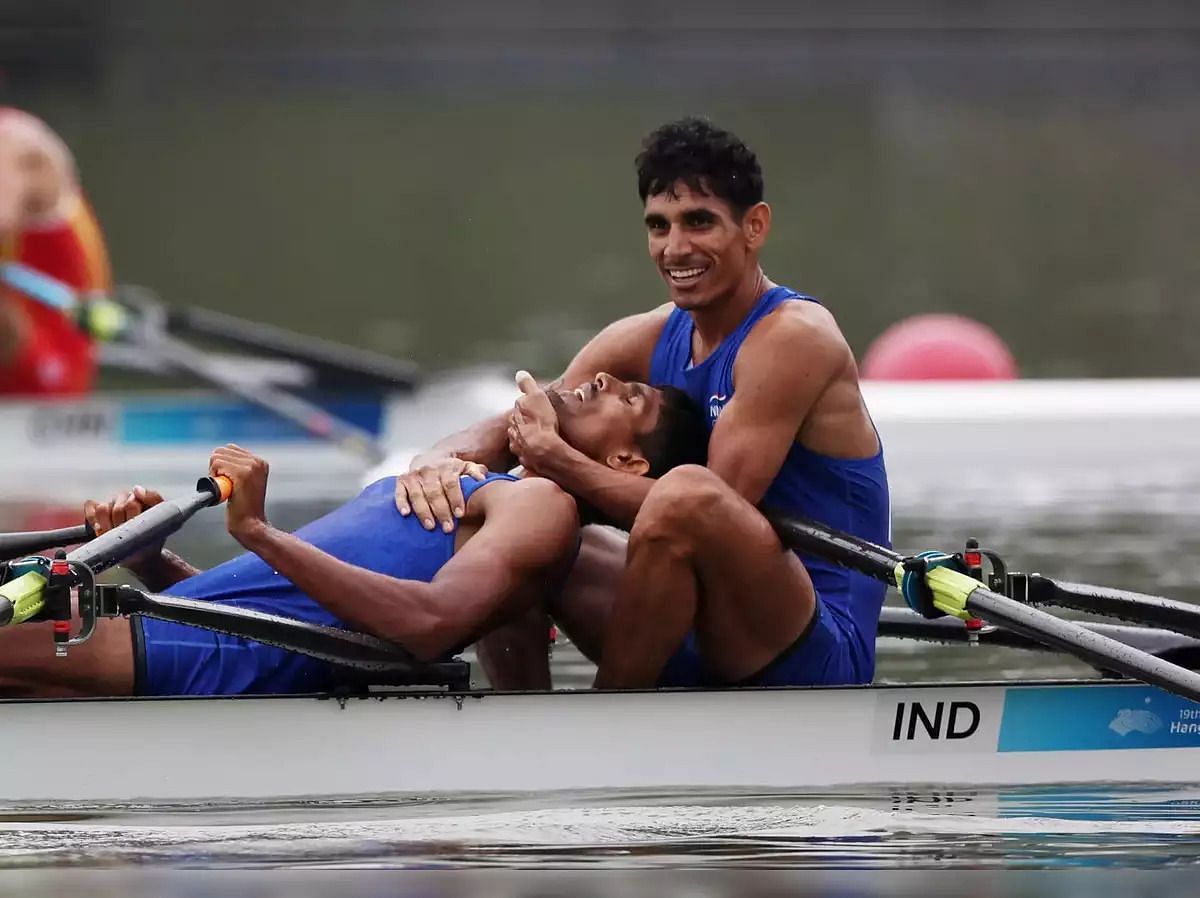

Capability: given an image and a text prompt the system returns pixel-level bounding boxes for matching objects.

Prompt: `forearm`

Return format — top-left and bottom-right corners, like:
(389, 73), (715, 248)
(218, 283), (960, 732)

(536, 447), (654, 530)
(127, 549), (201, 593)
(235, 521), (448, 658)
(411, 411), (514, 472)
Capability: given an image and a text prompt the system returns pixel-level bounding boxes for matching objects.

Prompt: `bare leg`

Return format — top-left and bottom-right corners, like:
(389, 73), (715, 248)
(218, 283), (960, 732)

(474, 605), (551, 690)
(548, 524), (627, 663)
(474, 524), (626, 689)
(594, 465), (816, 689)
(0, 617), (135, 697)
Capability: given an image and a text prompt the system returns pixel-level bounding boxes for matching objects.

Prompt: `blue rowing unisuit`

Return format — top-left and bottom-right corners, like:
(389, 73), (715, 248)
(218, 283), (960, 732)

(649, 285), (891, 685)
(137, 473), (516, 696)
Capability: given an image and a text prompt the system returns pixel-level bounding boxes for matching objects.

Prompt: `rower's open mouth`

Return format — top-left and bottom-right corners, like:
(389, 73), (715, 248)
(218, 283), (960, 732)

(666, 265), (709, 286)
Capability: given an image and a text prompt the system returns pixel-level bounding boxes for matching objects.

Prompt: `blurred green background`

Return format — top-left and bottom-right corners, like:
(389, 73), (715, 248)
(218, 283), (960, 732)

(3, 0), (1198, 377)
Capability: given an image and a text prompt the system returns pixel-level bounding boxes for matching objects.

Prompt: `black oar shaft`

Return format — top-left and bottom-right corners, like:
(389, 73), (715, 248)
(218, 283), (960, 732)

(65, 478), (226, 577)
(1030, 577), (1200, 640)
(966, 589), (1200, 702)
(767, 511), (900, 582)
(0, 524), (93, 562)
(767, 509), (1200, 704)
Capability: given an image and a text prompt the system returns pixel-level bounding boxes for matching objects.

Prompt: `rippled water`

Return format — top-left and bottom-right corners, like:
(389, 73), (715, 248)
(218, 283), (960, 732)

(3, 786), (1200, 870)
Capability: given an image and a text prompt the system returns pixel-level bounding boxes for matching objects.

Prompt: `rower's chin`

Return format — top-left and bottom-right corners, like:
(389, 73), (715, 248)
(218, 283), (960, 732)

(667, 285), (714, 310)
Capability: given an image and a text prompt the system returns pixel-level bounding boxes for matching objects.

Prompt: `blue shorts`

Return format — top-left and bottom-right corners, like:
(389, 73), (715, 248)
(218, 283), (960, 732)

(657, 596), (870, 688)
(133, 595), (342, 697)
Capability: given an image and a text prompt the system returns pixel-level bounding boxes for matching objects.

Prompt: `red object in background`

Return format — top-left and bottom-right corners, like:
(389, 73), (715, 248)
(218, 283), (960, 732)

(0, 197), (112, 396)
(861, 314), (1018, 381)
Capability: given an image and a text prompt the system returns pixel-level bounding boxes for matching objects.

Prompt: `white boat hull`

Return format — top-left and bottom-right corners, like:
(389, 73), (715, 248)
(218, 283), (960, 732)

(4, 680), (1199, 805)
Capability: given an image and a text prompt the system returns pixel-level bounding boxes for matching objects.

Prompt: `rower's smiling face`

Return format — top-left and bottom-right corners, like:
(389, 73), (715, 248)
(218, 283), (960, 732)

(644, 181), (769, 311)
(548, 373), (665, 475)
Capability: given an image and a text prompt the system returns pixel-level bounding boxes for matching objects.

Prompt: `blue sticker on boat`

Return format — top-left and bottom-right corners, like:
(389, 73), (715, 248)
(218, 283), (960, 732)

(119, 396), (385, 445)
(998, 685), (1200, 752)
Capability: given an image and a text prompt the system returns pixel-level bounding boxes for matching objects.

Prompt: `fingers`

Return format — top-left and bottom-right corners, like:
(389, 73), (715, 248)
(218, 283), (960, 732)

(406, 474), (436, 531)
(208, 444), (268, 482)
(396, 458), (491, 529)
(421, 470), (456, 532)
(84, 485), (157, 536)
(133, 485), (164, 507)
(515, 369), (537, 395)
(394, 477), (412, 516)
(439, 468), (468, 525)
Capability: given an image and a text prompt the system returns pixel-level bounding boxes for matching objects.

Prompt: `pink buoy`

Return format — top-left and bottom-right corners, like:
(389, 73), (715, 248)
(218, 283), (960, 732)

(861, 314), (1017, 381)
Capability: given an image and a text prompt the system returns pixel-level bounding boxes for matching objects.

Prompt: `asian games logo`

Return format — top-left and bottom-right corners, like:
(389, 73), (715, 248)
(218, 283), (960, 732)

(708, 392), (728, 422)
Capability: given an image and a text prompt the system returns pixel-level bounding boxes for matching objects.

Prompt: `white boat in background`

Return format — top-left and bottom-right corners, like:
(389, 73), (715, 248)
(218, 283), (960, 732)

(2, 678), (1198, 805)
(2, 375), (1198, 507)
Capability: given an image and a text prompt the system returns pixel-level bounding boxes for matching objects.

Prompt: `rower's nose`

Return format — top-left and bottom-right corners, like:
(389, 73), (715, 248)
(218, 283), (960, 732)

(595, 372), (614, 393)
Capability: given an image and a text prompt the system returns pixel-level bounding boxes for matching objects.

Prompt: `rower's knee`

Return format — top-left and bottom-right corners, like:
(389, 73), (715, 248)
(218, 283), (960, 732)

(631, 465), (728, 553)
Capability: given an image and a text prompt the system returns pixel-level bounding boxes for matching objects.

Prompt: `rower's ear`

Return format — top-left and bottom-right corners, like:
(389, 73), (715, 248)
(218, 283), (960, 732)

(742, 201), (771, 248)
(606, 450), (650, 477)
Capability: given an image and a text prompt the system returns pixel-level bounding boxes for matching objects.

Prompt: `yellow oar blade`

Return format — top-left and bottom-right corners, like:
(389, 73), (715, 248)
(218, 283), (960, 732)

(0, 571), (49, 626)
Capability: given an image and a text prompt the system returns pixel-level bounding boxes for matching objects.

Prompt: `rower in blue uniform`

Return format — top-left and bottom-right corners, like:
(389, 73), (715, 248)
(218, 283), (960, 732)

(398, 118), (891, 691)
(647, 285), (889, 687)
(0, 376), (706, 697)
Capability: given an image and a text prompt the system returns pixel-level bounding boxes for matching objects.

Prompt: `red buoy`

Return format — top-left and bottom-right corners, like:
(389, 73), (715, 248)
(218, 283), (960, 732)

(861, 314), (1017, 381)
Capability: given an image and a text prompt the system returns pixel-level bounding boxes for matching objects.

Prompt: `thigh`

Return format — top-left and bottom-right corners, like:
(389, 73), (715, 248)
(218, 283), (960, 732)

(673, 476), (818, 683)
(0, 617), (134, 697)
(551, 524), (627, 664)
(138, 616), (338, 696)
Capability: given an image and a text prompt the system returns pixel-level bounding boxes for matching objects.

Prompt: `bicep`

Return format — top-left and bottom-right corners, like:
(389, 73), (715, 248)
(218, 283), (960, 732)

(428, 484), (580, 603)
(706, 398), (804, 505)
(706, 317), (845, 504)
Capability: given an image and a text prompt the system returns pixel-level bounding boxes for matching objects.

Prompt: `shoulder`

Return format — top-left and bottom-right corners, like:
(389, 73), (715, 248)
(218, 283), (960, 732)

(739, 297), (852, 371)
(473, 475), (578, 522)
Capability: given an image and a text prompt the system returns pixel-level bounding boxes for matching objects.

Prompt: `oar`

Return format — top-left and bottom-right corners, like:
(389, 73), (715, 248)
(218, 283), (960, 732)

(2, 264), (389, 466)
(0, 524), (94, 563)
(124, 296), (389, 466)
(0, 475), (232, 627)
(1023, 575), (1200, 640)
(163, 302), (418, 393)
(2, 262), (419, 393)
(768, 511), (1200, 704)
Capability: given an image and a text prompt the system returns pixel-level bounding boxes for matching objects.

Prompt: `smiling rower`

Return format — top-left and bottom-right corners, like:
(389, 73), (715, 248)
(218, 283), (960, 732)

(399, 117), (891, 691)
(0, 376), (705, 698)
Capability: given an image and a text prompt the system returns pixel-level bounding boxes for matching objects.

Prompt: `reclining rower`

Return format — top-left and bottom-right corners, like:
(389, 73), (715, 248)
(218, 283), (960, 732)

(0, 375), (705, 698)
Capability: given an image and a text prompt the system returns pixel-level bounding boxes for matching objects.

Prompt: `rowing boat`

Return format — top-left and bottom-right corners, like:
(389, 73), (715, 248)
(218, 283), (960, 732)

(4, 375), (1200, 505)
(2, 678), (1198, 805)
(2, 474), (1199, 808)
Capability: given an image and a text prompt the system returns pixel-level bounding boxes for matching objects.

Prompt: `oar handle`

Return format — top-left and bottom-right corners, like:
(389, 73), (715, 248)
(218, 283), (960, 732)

(199, 475), (234, 505)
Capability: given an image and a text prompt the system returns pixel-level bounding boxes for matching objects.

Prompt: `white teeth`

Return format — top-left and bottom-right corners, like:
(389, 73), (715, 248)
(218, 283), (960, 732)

(668, 267), (706, 280)
(575, 388), (586, 401)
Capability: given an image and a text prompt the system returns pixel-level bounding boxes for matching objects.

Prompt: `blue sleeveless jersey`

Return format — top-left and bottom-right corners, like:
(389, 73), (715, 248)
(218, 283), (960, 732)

(649, 286), (891, 679)
(138, 473), (516, 696)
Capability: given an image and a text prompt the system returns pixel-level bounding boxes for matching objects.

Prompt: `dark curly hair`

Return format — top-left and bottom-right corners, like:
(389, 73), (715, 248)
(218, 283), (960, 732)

(635, 117), (764, 215)
(636, 386), (709, 478)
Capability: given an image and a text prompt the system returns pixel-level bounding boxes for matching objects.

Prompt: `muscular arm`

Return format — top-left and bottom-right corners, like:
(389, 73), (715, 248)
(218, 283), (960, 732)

(235, 478), (580, 662)
(706, 307), (850, 505)
(126, 550), (202, 593)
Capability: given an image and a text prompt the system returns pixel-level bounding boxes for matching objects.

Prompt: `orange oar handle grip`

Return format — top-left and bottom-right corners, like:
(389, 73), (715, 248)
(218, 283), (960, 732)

(197, 475), (234, 505)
